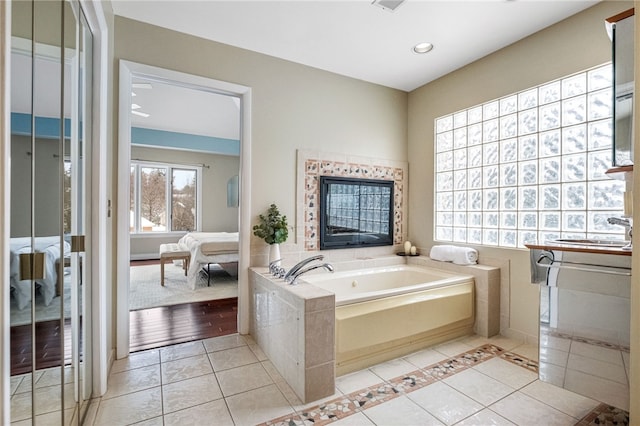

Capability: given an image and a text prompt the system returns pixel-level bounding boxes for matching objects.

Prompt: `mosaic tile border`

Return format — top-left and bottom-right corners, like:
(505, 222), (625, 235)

(261, 344), (505, 426)
(541, 327), (630, 353)
(261, 343), (628, 426)
(577, 403), (630, 426)
(303, 158), (405, 251)
(501, 351), (539, 373)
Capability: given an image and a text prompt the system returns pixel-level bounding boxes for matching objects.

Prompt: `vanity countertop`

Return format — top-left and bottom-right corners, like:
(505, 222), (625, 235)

(524, 242), (632, 256)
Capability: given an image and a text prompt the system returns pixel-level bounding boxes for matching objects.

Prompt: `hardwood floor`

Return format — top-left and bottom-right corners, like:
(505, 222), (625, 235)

(10, 298), (238, 376)
(129, 297), (238, 353)
(10, 319), (72, 376)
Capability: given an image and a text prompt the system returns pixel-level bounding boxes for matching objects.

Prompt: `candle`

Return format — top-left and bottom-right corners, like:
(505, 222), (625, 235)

(410, 246), (417, 255)
(404, 241), (412, 254)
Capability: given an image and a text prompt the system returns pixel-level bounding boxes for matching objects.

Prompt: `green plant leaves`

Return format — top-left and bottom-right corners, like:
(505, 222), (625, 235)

(253, 203), (288, 244)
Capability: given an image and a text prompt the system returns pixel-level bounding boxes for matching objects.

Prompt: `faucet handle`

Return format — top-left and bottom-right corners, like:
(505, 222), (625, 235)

(273, 266), (286, 279)
(269, 258), (282, 274)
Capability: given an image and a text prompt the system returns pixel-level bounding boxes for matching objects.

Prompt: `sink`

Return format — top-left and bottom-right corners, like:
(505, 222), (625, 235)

(549, 238), (629, 248)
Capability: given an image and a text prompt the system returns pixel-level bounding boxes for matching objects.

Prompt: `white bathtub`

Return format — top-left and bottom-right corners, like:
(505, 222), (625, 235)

(301, 265), (474, 306)
(301, 264), (476, 375)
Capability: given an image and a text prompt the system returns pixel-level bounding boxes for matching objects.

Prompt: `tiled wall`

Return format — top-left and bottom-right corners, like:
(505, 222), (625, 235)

(297, 150), (408, 251)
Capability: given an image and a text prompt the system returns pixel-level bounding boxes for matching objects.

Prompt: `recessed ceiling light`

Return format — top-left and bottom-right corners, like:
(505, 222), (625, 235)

(413, 42), (434, 54)
(131, 103), (141, 110)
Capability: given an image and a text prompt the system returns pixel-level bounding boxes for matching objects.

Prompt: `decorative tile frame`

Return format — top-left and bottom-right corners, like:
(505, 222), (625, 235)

(297, 150), (407, 251)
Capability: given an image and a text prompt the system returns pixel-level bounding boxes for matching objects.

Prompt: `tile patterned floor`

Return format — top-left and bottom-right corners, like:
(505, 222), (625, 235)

(60, 333), (628, 426)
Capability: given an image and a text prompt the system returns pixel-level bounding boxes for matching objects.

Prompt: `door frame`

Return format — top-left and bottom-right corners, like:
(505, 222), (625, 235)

(116, 60), (251, 359)
(1, 1), (11, 422)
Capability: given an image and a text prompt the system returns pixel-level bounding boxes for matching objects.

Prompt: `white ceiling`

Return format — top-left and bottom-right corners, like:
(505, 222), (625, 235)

(131, 77), (241, 140)
(111, 0), (601, 92)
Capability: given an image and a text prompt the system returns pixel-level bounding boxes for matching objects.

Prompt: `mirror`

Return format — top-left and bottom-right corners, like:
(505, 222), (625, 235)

(9, 0), (93, 423)
(609, 9), (634, 166)
(537, 250), (630, 412)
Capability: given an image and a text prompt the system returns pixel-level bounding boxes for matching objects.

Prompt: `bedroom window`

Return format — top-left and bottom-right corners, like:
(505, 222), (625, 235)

(433, 64), (625, 248)
(130, 161), (201, 233)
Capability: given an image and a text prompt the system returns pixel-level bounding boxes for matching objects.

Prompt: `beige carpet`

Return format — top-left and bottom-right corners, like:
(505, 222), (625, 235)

(129, 263), (238, 311)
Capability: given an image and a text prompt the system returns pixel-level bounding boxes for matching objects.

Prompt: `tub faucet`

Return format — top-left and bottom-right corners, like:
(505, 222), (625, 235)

(286, 263), (334, 285)
(283, 254), (325, 282)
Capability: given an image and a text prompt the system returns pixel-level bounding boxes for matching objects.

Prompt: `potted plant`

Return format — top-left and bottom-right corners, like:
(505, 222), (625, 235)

(253, 203), (288, 265)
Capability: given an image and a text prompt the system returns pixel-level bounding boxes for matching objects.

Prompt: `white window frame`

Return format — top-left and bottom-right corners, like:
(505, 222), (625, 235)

(130, 160), (203, 235)
(433, 63), (626, 249)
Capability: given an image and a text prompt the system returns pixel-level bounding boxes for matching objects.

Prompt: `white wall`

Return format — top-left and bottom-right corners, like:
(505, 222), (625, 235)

(408, 1), (633, 341)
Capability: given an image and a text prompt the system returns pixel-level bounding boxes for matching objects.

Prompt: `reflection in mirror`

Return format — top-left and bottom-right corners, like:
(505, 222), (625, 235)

(611, 10), (634, 166)
(9, 0), (34, 420)
(537, 250), (630, 411)
(9, 0), (93, 423)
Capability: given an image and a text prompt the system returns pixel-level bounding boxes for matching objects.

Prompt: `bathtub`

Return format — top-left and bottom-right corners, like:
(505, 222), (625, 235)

(301, 265), (475, 375)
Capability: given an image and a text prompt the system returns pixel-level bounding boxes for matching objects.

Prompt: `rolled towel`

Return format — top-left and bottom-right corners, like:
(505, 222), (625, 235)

(452, 247), (478, 265)
(429, 245), (456, 262)
(430, 245), (478, 265)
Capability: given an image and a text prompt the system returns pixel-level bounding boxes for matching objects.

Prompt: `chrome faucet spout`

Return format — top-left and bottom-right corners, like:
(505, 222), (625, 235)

(283, 254), (324, 281)
(607, 216), (633, 250)
(287, 263), (334, 285)
(608, 217), (631, 227)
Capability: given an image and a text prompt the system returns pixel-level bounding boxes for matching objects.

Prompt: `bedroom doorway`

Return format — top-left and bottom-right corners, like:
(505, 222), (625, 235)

(117, 61), (252, 358)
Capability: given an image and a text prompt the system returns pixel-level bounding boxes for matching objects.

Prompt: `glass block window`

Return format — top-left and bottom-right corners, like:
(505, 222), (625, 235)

(434, 64), (625, 248)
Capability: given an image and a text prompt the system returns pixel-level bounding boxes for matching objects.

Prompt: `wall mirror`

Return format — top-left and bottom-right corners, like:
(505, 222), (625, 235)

(319, 176), (394, 249)
(9, 0), (93, 423)
(608, 8), (634, 166)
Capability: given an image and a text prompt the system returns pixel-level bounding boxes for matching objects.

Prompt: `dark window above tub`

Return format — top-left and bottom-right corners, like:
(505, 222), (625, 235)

(319, 176), (394, 249)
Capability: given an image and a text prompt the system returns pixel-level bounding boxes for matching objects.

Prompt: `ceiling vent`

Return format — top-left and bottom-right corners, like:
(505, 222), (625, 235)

(371, 0), (406, 12)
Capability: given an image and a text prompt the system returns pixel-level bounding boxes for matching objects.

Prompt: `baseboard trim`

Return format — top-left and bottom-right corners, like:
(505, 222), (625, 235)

(130, 253), (160, 261)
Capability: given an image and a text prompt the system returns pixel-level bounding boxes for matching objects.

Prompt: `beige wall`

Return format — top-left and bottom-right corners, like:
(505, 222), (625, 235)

(129, 146), (239, 258)
(114, 16), (408, 251)
(10, 135), (63, 238)
(112, 15), (407, 347)
(408, 1), (634, 340)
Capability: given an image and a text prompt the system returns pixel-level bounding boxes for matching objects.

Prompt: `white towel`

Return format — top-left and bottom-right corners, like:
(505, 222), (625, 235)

(429, 245), (478, 265)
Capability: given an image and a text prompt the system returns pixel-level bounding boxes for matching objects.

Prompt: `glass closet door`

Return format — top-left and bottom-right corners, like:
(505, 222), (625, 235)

(9, 1), (92, 423)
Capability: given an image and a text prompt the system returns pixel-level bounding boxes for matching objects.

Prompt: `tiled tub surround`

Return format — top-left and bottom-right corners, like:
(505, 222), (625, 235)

(250, 257), (501, 401)
(250, 268), (336, 403)
(296, 150), (408, 251)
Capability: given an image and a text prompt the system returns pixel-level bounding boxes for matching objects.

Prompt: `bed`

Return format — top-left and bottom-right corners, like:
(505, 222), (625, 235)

(178, 232), (239, 289)
(9, 236), (71, 310)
